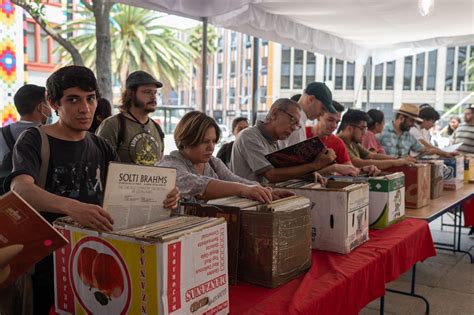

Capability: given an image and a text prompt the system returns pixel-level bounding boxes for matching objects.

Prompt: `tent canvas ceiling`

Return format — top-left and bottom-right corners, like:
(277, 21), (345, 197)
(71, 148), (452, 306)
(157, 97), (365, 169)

(118, 0), (474, 63)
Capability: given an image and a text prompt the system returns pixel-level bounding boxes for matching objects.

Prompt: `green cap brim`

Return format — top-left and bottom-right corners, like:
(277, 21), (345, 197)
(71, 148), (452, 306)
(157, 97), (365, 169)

(324, 101), (337, 114)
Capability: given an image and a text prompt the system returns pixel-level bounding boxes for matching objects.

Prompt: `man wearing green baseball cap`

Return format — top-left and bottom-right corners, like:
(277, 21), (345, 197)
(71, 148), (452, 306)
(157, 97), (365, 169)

(279, 81), (334, 147)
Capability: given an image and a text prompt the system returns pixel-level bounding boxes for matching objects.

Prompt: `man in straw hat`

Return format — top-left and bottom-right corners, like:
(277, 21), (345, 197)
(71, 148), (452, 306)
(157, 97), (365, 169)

(378, 103), (429, 157)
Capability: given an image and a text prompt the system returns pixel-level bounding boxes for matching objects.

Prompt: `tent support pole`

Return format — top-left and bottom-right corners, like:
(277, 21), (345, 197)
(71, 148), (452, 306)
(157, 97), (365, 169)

(251, 36), (259, 124)
(366, 57), (371, 109)
(201, 17), (208, 113)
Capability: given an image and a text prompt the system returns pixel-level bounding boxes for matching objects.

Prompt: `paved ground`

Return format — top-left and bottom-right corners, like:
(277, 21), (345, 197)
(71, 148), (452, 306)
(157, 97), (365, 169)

(361, 217), (474, 315)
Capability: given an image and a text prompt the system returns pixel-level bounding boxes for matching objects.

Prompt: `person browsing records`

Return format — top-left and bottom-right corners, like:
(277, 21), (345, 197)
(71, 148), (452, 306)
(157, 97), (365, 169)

(158, 111), (293, 203)
(231, 98), (334, 184)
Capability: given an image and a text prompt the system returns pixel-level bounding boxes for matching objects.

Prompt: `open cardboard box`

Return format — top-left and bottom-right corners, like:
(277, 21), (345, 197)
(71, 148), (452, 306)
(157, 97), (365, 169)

(276, 180), (369, 254)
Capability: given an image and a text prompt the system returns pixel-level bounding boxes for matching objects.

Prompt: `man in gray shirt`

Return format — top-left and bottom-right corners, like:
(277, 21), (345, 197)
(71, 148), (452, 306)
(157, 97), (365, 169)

(231, 98), (335, 183)
(0, 84), (51, 170)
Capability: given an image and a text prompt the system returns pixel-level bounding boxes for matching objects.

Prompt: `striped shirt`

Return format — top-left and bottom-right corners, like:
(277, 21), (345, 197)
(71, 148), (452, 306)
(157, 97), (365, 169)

(453, 123), (474, 154)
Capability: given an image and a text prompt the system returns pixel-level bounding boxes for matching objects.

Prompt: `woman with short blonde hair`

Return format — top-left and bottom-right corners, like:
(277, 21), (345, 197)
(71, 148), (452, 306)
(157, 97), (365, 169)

(159, 111), (292, 203)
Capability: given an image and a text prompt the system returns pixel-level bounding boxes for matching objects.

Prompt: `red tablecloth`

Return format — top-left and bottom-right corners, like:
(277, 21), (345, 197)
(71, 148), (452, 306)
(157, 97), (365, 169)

(462, 197), (474, 227)
(229, 218), (436, 315)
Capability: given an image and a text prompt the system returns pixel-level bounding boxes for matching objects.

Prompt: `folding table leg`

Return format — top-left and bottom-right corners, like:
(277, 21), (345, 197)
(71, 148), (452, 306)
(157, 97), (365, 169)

(455, 205), (473, 263)
(385, 264), (430, 314)
(379, 296), (385, 315)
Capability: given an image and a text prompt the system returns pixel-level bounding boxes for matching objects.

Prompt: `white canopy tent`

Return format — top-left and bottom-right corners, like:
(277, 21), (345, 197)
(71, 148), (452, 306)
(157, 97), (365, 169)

(117, 0), (474, 113)
(118, 0), (474, 63)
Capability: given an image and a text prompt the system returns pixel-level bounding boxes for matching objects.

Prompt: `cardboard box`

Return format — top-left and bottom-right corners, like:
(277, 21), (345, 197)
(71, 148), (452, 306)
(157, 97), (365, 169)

(203, 196), (312, 288)
(366, 173), (405, 228)
(277, 181), (369, 254)
(422, 160), (445, 199)
(239, 203), (312, 288)
(386, 164), (431, 209)
(53, 217), (229, 315)
(325, 174), (405, 229)
(443, 156), (464, 191)
(464, 156), (474, 183)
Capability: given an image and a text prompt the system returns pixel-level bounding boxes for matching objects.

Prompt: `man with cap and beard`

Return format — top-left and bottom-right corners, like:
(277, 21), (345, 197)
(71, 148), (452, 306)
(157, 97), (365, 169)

(96, 71), (165, 165)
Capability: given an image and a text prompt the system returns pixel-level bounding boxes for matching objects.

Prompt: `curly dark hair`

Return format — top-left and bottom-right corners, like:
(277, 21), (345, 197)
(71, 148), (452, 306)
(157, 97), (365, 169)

(46, 66), (100, 104)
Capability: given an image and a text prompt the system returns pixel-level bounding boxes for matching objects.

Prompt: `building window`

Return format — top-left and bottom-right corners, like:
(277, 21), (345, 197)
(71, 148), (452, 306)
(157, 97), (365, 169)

(26, 21), (59, 66)
(306, 52), (316, 85)
(217, 62), (223, 78)
(415, 53), (425, 90)
(229, 87), (236, 104)
(260, 57), (268, 75)
(427, 50), (437, 90)
(230, 32), (237, 49)
(324, 57), (333, 81)
(281, 45), (291, 89)
(230, 61), (236, 77)
(445, 47), (455, 91)
(403, 56), (413, 90)
(346, 62), (355, 90)
(217, 36), (224, 51)
(374, 63), (383, 90)
(293, 49), (303, 89)
(191, 89), (196, 105)
(335, 59), (344, 90)
(260, 86), (267, 104)
(26, 22), (36, 62)
(244, 34), (252, 48)
(457, 46), (467, 91)
(168, 91), (178, 106)
(216, 88), (222, 105)
(363, 58), (372, 90)
(385, 61), (395, 90)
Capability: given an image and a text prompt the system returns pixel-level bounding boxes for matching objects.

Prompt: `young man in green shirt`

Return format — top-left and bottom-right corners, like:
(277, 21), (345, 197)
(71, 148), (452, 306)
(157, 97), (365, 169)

(338, 110), (414, 170)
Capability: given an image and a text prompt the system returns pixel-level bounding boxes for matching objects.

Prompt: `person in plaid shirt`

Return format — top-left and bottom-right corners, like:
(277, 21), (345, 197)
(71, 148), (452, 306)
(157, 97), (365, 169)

(378, 103), (426, 157)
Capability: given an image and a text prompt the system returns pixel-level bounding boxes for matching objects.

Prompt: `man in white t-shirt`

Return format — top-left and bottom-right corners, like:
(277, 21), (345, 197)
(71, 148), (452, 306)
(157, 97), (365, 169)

(410, 104), (456, 158)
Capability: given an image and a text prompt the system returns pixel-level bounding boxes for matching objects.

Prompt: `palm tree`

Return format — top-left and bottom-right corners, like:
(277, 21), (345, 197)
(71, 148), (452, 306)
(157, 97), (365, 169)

(58, 4), (197, 91)
(185, 25), (218, 109)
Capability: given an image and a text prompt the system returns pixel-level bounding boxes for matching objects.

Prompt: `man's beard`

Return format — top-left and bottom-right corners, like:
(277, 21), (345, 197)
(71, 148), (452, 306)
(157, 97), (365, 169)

(133, 97), (156, 113)
(400, 121), (410, 132)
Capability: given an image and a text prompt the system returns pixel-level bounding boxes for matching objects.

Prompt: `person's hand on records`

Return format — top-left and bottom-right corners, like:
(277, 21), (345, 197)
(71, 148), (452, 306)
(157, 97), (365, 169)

(240, 185), (273, 204)
(271, 188), (295, 200)
(360, 165), (381, 176)
(164, 187), (180, 209)
(313, 148), (336, 170)
(334, 164), (360, 176)
(65, 200), (114, 232)
(403, 156), (417, 164)
(314, 172), (327, 187)
(0, 244), (24, 284)
(397, 158), (415, 167)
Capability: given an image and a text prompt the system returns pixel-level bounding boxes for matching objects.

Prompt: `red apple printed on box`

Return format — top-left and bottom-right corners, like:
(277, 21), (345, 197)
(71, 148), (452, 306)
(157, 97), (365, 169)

(70, 237), (131, 314)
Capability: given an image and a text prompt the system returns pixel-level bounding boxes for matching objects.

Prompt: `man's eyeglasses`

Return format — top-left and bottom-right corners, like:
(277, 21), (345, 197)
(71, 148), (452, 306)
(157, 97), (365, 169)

(351, 124), (368, 132)
(140, 90), (159, 97)
(278, 109), (302, 130)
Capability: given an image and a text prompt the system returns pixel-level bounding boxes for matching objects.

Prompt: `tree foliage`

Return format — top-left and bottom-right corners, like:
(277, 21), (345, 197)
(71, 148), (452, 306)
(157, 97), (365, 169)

(57, 4), (197, 89)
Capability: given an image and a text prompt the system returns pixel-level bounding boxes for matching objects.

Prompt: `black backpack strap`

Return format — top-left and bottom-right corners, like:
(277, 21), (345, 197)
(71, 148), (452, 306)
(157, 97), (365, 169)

(35, 126), (50, 189)
(117, 112), (126, 152)
(2, 125), (15, 151)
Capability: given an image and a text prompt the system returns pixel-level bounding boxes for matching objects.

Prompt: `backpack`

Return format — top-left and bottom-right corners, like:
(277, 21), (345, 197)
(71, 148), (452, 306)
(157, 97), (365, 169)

(0, 126), (50, 195)
(116, 112), (165, 152)
(0, 125), (16, 180)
